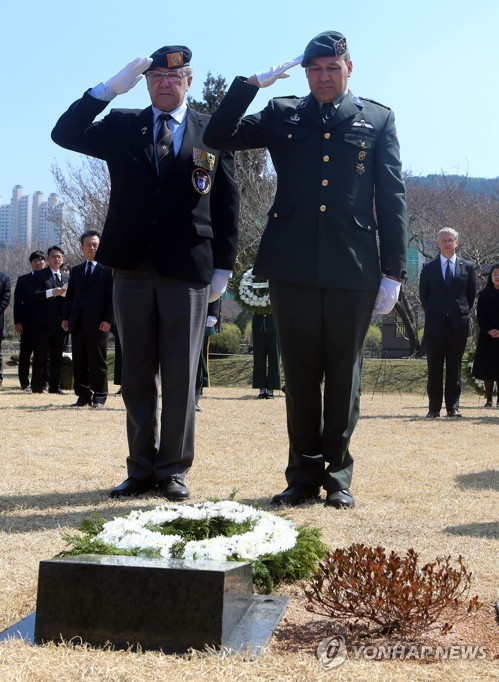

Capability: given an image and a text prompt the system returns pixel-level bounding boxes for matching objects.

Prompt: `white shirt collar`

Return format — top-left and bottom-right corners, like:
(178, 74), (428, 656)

(440, 254), (457, 265)
(152, 102), (188, 125)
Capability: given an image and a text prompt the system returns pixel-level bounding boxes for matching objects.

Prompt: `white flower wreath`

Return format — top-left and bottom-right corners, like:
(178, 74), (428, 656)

(94, 501), (298, 563)
(238, 268), (271, 312)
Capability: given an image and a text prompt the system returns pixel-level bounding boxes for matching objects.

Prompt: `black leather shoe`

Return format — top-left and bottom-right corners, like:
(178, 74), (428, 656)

(110, 477), (156, 498)
(425, 410), (440, 418)
(49, 388), (66, 395)
(270, 485), (321, 506)
(447, 408), (463, 418)
(325, 488), (355, 508)
(73, 397), (91, 407)
(157, 476), (190, 501)
(92, 401), (105, 409)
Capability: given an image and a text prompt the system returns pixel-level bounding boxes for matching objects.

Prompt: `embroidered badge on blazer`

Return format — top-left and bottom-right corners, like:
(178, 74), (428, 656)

(192, 168), (211, 194)
(193, 148), (215, 171)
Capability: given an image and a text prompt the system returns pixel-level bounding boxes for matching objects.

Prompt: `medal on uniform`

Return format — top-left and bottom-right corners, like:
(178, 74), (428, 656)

(192, 148), (215, 171)
(358, 151), (366, 161)
(356, 163), (366, 175)
(192, 168), (211, 194)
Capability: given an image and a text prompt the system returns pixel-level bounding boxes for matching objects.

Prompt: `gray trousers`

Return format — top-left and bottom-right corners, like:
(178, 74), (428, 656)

(269, 280), (376, 493)
(113, 264), (209, 482)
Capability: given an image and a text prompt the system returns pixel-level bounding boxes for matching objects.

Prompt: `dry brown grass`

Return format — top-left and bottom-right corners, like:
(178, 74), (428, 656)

(0, 369), (497, 681)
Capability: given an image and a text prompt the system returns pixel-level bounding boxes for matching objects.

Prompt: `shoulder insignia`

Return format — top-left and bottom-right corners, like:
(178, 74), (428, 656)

(352, 95), (364, 109)
(359, 96), (391, 110)
(296, 95), (310, 110)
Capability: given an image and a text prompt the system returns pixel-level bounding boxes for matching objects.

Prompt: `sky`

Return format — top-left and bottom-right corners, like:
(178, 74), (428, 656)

(1, 0), (498, 202)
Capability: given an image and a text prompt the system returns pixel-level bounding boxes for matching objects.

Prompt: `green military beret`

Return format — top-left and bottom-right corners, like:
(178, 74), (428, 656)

(301, 31), (348, 67)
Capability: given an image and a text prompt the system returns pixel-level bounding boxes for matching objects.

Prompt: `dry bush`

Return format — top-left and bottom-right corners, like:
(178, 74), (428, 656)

(304, 543), (481, 638)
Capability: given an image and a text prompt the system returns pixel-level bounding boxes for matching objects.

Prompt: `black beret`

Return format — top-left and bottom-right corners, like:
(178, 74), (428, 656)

(29, 250), (45, 262)
(301, 31), (348, 67)
(147, 45), (192, 71)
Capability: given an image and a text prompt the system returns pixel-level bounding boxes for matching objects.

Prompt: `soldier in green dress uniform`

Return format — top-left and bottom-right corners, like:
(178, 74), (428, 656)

(205, 31), (407, 508)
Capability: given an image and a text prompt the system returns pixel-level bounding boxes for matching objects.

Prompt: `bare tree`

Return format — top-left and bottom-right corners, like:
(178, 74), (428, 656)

(51, 156), (110, 261)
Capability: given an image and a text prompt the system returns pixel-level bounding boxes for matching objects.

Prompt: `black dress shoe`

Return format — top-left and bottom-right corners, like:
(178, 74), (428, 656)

(49, 388), (66, 395)
(425, 410), (440, 418)
(325, 489), (355, 508)
(73, 397), (91, 407)
(447, 408), (463, 418)
(157, 476), (190, 501)
(110, 477), (156, 498)
(92, 401), (105, 409)
(270, 485), (321, 506)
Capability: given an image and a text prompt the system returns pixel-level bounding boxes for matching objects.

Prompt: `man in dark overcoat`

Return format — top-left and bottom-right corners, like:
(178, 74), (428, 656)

(205, 30), (407, 508)
(419, 227), (476, 418)
(32, 246), (69, 394)
(62, 230), (114, 408)
(52, 45), (239, 500)
(13, 251), (47, 389)
(0, 270), (11, 387)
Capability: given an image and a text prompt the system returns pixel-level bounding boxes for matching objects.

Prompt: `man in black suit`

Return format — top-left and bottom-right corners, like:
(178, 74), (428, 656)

(13, 251), (47, 389)
(419, 228), (476, 418)
(0, 270), (11, 387)
(31, 246), (69, 394)
(52, 45), (239, 500)
(205, 31), (407, 508)
(62, 230), (113, 408)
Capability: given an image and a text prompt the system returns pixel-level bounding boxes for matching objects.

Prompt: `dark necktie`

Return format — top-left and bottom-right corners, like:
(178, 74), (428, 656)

(85, 261), (92, 283)
(445, 259), (453, 288)
(321, 102), (333, 123)
(55, 272), (61, 287)
(156, 113), (173, 175)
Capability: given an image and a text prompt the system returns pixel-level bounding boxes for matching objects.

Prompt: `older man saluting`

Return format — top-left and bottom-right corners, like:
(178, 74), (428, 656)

(205, 31), (407, 508)
(52, 45), (239, 500)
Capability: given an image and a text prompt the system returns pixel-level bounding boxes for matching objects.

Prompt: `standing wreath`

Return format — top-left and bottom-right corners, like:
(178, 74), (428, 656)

(232, 268), (272, 316)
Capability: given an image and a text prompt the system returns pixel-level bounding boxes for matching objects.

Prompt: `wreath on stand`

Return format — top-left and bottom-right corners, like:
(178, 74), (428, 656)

(232, 267), (272, 316)
(462, 348), (485, 396)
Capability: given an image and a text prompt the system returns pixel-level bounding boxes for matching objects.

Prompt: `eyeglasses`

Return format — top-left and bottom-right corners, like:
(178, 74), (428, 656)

(146, 71), (186, 84)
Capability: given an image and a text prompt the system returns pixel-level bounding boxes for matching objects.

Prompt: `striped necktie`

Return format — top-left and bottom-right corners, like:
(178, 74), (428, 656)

(156, 113), (173, 175)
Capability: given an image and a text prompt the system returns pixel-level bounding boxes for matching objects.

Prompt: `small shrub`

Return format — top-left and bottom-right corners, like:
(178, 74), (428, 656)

(303, 543), (480, 637)
(364, 324), (382, 353)
(209, 322), (241, 356)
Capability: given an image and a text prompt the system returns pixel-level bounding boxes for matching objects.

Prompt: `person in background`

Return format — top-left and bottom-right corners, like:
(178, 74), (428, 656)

(0, 270), (11, 388)
(195, 299), (220, 411)
(62, 230), (113, 408)
(419, 228), (476, 418)
(52, 44), (239, 500)
(252, 313), (280, 399)
(32, 246), (69, 394)
(204, 30), (407, 508)
(13, 251), (48, 390)
(472, 264), (499, 407)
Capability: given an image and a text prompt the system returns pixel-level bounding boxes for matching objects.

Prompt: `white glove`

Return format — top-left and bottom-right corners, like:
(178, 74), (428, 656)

(104, 57), (153, 95)
(374, 276), (401, 315)
(254, 54), (304, 88)
(206, 315), (218, 327)
(208, 273), (229, 303)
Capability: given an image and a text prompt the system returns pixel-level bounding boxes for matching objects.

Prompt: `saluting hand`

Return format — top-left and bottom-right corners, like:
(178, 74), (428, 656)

(248, 55), (304, 88)
(104, 57), (153, 96)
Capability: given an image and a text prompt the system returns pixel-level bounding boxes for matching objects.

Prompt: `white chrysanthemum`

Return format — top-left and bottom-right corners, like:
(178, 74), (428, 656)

(93, 501), (297, 562)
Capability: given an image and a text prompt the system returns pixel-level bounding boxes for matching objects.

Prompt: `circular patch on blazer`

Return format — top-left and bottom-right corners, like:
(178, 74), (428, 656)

(192, 168), (211, 194)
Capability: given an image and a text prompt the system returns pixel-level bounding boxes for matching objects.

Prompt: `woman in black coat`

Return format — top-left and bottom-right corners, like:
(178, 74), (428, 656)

(472, 265), (499, 406)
